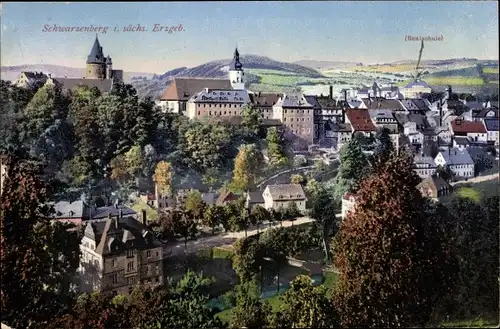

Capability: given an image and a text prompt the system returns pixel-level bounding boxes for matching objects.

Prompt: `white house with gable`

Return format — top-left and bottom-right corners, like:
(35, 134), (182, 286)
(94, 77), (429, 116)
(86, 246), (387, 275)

(434, 148), (475, 178)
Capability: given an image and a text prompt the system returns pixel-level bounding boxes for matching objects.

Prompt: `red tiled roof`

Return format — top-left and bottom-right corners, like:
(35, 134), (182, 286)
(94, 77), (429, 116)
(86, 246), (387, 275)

(451, 119), (487, 134)
(345, 109), (376, 132)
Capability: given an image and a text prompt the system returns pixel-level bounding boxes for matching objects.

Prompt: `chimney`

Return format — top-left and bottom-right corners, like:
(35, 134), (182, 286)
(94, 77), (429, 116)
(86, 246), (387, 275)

(108, 212), (112, 219)
(119, 208), (123, 218)
(344, 89), (348, 102)
(142, 209), (147, 226)
(329, 85), (333, 99)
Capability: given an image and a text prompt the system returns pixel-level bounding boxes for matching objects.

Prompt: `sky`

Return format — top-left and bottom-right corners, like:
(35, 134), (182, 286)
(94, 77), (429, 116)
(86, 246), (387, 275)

(1, 1), (498, 73)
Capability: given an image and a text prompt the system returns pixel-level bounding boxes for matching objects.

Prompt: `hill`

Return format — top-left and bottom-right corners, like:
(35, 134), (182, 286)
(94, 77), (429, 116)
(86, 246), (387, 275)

(0, 64), (156, 83)
(130, 54), (325, 100)
(293, 60), (362, 70)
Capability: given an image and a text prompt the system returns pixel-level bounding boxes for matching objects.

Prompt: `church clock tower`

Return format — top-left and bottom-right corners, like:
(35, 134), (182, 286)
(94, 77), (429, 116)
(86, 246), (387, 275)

(229, 48), (245, 90)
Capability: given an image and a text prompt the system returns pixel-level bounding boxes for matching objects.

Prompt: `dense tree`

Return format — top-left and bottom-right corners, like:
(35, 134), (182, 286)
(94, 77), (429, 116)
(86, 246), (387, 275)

(202, 204), (225, 235)
(373, 127), (395, 164)
(153, 161), (174, 197)
(1, 153), (80, 328)
(172, 209), (198, 251)
(435, 165), (454, 182)
(241, 104), (263, 135)
(331, 151), (455, 327)
(270, 275), (338, 328)
(230, 281), (271, 329)
(333, 137), (369, 199)
(290, 173), (305, 185)
(308, 186), (339, 263)
(231, 144), (263, 192)
(232, 237), (263, 283)
(266, 127), (288, 168)
(184, 189), (206, 223)
(439, 196), (500, 320)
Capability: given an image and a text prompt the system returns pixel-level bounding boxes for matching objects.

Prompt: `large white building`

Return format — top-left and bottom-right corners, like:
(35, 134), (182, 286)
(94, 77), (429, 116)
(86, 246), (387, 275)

(263, 184), (307, 212)
(434, 148), (475, 178)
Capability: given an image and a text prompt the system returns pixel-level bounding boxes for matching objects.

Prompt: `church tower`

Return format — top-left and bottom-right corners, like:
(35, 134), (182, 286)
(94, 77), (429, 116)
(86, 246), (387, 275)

(86, 35), (106, 79)
(229, 48), (245, 90)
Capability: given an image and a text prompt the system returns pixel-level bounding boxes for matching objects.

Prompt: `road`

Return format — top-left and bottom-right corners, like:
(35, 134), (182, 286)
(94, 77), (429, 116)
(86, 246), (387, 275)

(163, 214), (342, 258)
(450, 173), (499, 186)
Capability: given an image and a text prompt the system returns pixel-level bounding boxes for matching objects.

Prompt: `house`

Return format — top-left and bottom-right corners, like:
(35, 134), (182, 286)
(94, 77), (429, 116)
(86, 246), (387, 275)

(450, 119), (488, 143)
(452, 136), (471, 150)
(186, 88), (251, 120)
(341, 193), (357, 219)
(216, 189), (239, 205)
(326, 121), (352, 150)
(316, 94), (344, 123)
(272, 94), (316, 149)
(245, 191), (265, 210)
(413, 154), (437, 178)
(158, 78), (232, 114)
(345, 109), (377, 136)
(417, 174), (452, 201)
(263, 184), (307, 212)
(379, 85), (403, 100)
(14, 71), (48, 89)
(404, 122), (425, 146)
(484, 118), (499, 146)
(250, 92), (282, 119)
(78, 212), (163, 295)
(402, 80), (432, 99)
(434, 148), (475, 178)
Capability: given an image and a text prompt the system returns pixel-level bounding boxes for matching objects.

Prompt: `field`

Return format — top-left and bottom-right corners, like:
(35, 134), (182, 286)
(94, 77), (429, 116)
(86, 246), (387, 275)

(246, 68), (330, 93)
(483, 67), (499, 74)
(343, 64), (416, 73)
(451, 179), (499, 203)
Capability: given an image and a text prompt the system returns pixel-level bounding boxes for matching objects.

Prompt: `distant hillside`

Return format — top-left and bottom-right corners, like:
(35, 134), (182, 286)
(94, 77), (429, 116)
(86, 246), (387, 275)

(0, 64), (155, 83)
(131, 54), (324, 100)
(294, 60), (362, 70)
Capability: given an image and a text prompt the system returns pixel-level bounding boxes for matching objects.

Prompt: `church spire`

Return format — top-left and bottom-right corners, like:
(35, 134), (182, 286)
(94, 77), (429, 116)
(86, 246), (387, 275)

(232, 47), (242, 71)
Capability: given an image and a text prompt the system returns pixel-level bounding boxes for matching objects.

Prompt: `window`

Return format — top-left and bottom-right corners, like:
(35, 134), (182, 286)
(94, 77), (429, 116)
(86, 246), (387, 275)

(156, 251), (159, 257)
(155, 277), (159, 283)
(129, 287), (133, 294)
(127, 249), (134, 258)
(147, 250), (151, 258)
(127, 261), (134, 272)
(112, 258), (116, 268)
(197, 111), (200, 116)
(127, 276), (136, 285)
(112, 273), (118, 284)
(156, 264), (160, 273)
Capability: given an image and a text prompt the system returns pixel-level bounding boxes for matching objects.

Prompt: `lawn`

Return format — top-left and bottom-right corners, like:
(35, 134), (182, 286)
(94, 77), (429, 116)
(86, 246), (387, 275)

(130, 198), (159, 221)
(457, 187), (481, 202)
(483, 67), (499, 74)
(215, 271), (339, 324)
(212, 247), (233, 259)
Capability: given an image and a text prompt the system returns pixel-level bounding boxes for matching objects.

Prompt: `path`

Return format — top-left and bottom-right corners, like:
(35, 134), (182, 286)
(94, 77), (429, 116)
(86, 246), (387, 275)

(163, 214), (342, 258)
(451, 173), (498, 186)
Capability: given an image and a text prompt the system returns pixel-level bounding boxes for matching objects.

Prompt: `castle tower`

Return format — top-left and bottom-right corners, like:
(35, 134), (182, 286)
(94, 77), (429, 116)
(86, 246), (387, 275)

(86, 35), (106, 79)
(229, 48), (245, 90)
(106, 55), (113, 80)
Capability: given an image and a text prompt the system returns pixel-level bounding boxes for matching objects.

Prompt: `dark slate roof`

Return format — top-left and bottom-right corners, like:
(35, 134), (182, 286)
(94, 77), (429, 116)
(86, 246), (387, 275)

(87, 36), (105, 64)
(85, 216), (161, 256)
(190, 89), (250, 104)
(361, 98), (406, 111)
(250, 92), (282, 107)
(418, 174), (452, 191)
(438, 148), (474, 165)
(89, 205), (137, 220)
(52, 200), (86, 219)
(465, 101), (484, 110)
(247, 191), (265, 204)
(316, 98), (340, 109)
(454, 136), (471, 146)
(275, 94), (314, 108)
(405, 80), (431, 88)
(402, 99), (431, 112)
(23, 71), (48, 80)
(484, 118), (499, 131)
(474, 108), (499, 118)
(329, 122), (352, 132)
(52, 78), (113, 93)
